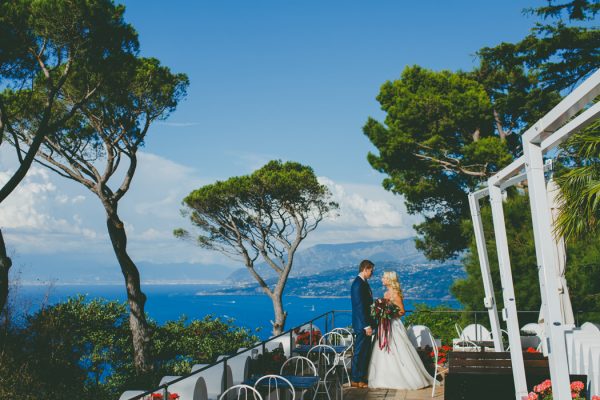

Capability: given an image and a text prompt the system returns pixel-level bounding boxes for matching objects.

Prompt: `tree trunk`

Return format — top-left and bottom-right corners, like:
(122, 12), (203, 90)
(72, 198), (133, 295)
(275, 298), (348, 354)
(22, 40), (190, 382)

(0, 229), (12, 315)
(105, 208), (153, 373)
(270, 292), (287, 336)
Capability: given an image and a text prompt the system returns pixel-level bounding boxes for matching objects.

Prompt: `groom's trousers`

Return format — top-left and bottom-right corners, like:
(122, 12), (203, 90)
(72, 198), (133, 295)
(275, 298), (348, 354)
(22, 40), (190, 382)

(351, 330), (372, 383)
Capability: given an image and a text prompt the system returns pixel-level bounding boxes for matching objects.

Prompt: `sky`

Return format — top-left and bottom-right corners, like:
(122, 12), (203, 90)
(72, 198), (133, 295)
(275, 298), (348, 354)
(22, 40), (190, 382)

(0, 0), (541, 282)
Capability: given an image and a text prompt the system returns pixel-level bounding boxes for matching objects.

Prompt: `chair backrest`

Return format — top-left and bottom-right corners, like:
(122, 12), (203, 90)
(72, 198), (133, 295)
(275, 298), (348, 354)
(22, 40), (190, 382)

(455, 323), (463, 339)
(427, 330), (439, 359)
(406, 325), (435, 349)
(521, 323), (544, 336)
(331, 328), (354, 344)
(307, 344), (337, 377)
(329, 327), (354, 347)
(319, 331), (348, 349)
(253, 375), (295, 400)
(461, 324), (492, 341)
(219, 384), (262, 400)
(581, 322), (600, 336)
(280, 356), (317, 377)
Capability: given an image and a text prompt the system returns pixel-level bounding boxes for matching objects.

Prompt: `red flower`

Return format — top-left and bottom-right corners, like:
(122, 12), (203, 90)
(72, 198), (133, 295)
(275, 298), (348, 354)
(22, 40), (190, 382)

(570, 381), (584, 392)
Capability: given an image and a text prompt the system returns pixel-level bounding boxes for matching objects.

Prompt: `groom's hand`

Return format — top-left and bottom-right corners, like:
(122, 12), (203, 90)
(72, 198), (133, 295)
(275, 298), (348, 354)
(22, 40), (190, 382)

(365, 327), (373, 336)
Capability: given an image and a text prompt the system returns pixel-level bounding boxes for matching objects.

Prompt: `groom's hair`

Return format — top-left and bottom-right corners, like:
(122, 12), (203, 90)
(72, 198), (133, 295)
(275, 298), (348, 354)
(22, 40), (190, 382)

(359, 259), (374, 272)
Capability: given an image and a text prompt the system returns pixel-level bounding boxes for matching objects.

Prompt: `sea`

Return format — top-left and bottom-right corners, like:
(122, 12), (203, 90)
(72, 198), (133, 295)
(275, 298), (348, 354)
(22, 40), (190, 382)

(12, 284), (460, 339)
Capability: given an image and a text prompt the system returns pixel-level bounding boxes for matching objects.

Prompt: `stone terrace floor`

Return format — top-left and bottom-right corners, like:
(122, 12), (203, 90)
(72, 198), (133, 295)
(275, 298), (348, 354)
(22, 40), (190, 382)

(343, 385), (444, 400)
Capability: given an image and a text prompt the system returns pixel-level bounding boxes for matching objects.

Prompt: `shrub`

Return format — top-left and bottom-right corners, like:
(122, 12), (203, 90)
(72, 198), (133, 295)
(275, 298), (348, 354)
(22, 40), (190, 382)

(0, 296), (258, 400)
(404, 303), (460, 344)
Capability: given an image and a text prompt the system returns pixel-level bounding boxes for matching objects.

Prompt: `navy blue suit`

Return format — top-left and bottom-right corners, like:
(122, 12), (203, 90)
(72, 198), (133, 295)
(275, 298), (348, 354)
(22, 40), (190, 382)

(351, 276), (374, 383)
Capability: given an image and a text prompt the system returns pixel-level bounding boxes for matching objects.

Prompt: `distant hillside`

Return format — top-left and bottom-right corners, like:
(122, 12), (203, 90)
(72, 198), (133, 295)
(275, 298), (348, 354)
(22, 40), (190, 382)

(228, 238), (427, 282)
(216, 260), (464, 300)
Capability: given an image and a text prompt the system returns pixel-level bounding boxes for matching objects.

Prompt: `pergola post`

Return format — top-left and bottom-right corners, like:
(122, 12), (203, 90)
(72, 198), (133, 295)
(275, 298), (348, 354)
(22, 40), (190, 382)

(523, 141), (571, 400)
(468, 192), (503, 351)
(488, 184), (528, 399)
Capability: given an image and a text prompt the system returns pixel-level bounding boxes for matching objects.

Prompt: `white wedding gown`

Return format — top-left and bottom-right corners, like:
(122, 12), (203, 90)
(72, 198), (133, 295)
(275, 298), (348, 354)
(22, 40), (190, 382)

(367, 317), (434, 390)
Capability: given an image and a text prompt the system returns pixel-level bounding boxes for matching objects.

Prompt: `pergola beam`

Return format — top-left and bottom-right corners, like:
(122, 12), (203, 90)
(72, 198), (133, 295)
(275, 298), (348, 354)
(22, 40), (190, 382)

(523, 69), (600, 144)
(468, 193), (503, 351)
(488, 185), (528, 398)
(523, 141), (572, 399)
(540, 101), (600, 152)
(467, 68), (600, 400)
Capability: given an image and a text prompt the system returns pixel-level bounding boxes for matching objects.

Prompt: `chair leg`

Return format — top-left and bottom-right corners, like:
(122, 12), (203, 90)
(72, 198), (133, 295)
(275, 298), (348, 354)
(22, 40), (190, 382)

(431, 364), (438, 398)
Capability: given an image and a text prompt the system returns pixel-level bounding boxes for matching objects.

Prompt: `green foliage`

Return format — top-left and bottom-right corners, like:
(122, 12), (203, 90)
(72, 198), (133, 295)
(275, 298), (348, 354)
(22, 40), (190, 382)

(564, 235), (600, 323)
(556, 120), (600, 240)
(153, 315), (258, 375)
(480, 0), (599, 92)
(179, 160), (338, 256)
(364, 0), (596, 261)
(364, 66), (516, 260)
(0, 296), (258, 400)
(404, 303), (460, 345)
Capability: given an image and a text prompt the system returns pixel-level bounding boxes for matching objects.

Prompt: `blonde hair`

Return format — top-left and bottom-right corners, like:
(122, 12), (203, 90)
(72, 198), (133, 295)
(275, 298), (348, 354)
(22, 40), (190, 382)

(383, 271), (403, 299)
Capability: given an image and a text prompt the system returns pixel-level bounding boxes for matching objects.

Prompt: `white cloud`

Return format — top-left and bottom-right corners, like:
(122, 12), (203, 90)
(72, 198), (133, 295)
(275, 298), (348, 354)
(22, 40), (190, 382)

(319, 177), (404, 227)
(300, 177), (421, 246)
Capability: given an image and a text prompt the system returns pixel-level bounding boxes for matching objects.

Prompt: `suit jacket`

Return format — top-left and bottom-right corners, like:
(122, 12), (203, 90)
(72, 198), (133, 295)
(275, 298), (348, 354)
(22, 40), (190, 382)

(351, 276), (374, 333)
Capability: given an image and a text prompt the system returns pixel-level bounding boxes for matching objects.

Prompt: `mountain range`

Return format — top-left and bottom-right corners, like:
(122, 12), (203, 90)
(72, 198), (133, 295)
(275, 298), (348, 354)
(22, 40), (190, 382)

(227, 237), (427, 281)
(222, 238), (465, 300)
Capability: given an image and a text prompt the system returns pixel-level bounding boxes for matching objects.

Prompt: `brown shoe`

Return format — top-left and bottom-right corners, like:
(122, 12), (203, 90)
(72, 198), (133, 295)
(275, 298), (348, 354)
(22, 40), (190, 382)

(358, 382), (369, 388)
(350, 381), (360, 388)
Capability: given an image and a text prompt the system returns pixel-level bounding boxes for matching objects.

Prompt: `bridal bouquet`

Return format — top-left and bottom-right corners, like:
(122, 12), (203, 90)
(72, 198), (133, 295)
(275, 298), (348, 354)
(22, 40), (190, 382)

(370, 298), (400, 352)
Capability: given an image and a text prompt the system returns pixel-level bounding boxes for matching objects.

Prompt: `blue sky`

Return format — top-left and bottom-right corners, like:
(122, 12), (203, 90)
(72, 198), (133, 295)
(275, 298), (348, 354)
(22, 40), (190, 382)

(0, 1), (540, 282)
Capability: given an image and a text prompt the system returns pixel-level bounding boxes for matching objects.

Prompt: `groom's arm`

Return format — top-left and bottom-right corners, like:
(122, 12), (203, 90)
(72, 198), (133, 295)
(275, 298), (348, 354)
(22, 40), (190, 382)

(351, 281), (371, 334)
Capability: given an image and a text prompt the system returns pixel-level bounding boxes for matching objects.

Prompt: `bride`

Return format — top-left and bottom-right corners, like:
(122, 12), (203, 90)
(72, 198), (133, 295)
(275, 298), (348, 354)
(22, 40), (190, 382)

(367, 271), (433, 390)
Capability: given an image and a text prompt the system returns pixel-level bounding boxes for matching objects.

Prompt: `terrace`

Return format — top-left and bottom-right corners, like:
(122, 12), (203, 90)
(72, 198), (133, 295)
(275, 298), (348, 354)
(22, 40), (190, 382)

(121, 69), (600, 400)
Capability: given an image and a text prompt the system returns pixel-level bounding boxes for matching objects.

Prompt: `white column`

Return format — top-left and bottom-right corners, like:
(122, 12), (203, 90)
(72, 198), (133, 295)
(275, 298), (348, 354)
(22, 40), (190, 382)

(523, 141), (571, 400)
(488, 184), (528, 399)
(468, 193), (504, 351)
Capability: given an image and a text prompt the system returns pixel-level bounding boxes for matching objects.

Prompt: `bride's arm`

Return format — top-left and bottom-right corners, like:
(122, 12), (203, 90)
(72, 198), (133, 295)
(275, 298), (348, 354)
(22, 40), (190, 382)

(393, 293), (405, 317)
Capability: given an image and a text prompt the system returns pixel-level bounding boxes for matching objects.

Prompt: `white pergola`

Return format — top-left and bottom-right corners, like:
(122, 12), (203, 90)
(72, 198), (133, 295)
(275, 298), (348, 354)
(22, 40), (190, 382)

(468, 68), (600, 400)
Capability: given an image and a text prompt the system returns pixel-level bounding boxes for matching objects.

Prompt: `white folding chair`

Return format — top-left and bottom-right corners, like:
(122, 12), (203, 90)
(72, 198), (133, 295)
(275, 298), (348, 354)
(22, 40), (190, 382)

(452, 323), (480, 351)
(462, 324), (491, 341)
(280, 356), (318, 377)
(219, 384), (263, 400)
(280, 357), (317, 400)
(329, 328), (353, 347)
(521, 323), (544, 352)
(254, 375), (295, 400)
(307, 345), (341, 400)
(319, 331), (351, 386)
(406, 325), (435, 349)
(428, 330), (448, 398)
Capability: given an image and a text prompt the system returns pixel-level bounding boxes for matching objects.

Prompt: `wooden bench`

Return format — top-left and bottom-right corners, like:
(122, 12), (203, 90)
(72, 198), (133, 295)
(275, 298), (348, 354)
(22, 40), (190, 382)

(444, 351), (586, 400)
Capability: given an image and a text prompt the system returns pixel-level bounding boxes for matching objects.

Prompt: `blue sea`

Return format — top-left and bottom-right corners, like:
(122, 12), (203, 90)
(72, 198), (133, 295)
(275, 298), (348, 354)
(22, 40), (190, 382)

(13, 284), (460, 339)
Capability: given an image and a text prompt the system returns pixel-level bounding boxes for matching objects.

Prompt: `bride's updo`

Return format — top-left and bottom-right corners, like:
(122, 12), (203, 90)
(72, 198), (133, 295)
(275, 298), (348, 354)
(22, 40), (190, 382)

(383, 271), (403, 299)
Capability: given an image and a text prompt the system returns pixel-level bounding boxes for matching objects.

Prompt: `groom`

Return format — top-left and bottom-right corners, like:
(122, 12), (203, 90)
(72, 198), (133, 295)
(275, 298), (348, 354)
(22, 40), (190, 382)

(350, 259), (375, 388)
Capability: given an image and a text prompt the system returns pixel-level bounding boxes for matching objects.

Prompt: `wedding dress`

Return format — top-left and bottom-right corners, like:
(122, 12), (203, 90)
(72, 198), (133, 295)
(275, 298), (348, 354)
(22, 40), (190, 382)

(367, 316), (434, 390)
